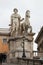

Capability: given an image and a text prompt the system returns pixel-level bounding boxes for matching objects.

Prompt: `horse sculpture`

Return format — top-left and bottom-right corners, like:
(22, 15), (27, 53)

(20, 10), (32, 34)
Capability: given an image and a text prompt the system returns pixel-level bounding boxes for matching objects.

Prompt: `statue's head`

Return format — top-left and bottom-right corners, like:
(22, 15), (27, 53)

(26, 10), (30, 18)
(13, 8), (18, 14)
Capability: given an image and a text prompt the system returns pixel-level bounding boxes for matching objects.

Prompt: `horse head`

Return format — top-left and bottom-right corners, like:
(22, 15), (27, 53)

(25, 10), (30, 18)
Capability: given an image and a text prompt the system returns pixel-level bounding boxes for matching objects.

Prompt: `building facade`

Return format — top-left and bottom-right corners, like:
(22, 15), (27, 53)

(0, 28), (10, 54)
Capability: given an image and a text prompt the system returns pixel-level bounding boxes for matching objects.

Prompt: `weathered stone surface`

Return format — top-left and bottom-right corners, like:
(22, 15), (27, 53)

(8, 8), (35, 62)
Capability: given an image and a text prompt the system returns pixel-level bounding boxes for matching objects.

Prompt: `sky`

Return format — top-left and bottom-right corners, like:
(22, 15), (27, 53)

(0, 0), (43, 50)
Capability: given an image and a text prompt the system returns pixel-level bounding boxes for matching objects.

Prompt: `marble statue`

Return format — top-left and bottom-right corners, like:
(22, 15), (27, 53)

(10, 8), (32, 36)
(20, 10), (32, 34)
(11, 8), (21, 35)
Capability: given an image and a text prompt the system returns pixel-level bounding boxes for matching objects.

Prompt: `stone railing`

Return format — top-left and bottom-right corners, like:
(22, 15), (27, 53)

(7, 51), (43, 65)
(17, 57), (43, 65)
(33, 51), (43, 59)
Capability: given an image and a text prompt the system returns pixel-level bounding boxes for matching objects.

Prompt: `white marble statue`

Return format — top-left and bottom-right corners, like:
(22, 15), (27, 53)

(20, 10), (32, 34)
(11, 8), (21, 35)
(24, 10), (30, 26)
(10, 9), (32, 35)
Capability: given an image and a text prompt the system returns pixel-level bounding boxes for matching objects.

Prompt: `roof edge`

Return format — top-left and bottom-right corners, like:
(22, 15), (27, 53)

(35, 26), (43, 43)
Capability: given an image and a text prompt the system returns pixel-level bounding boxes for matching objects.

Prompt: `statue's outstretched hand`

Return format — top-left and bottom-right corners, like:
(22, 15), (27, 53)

(20, 18), (24, 21)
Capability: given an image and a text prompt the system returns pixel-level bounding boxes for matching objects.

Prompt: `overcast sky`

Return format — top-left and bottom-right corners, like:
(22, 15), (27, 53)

(0, 0), (43, 50)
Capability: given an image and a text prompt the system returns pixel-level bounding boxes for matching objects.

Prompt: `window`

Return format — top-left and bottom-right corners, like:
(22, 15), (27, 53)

(3, 38), (7, 43)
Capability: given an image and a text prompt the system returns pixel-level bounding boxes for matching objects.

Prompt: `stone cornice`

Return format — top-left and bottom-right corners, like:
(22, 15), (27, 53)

(0, 33), (10, 36)
(8, 36), (33, 43)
